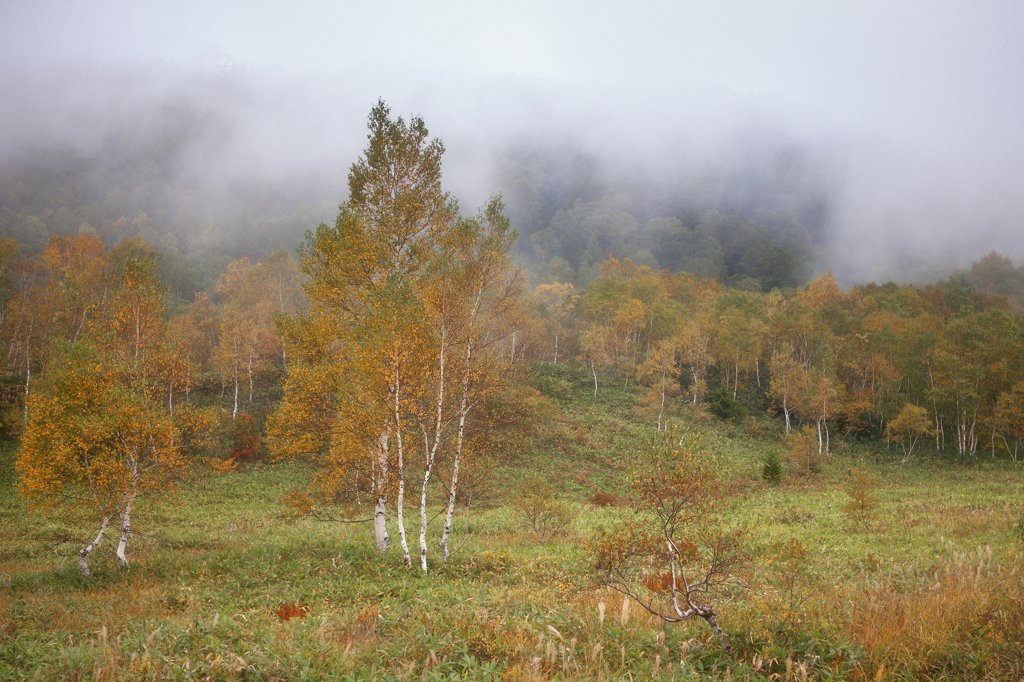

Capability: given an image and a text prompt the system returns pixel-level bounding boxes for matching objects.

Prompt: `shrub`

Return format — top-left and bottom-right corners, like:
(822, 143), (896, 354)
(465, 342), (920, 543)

(229, 412), (263, 462)
(589, 428), (744, 652)
(510, 477), (573, 545)
(843, 469), (877, 526)
(588, 491), (619, 507)
(787, 426), (822, 484)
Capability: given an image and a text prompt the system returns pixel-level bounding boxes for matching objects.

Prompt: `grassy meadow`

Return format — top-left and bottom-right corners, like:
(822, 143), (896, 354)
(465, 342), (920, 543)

(2, 363), (1023, 681)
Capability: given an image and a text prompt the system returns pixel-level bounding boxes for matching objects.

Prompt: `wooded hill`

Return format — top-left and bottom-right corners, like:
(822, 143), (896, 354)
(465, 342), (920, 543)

(3, 99), (1024, 574)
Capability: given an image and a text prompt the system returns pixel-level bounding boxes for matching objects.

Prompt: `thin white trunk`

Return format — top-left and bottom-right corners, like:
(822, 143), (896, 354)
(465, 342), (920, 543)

(439, 385), (469, 562)
(247, 350), (254, 405)
(393, 372), (411, 568)
(657, 386), (666, 434)
(232, 374), (239, 420)
(440, 337), (473, 562)
(79, 514), (111, 577)
(420, 330), (448, 575)
(553, 331), (558, 364)
(440, 279), (486, 562)
(116, 442), (142, 568)
(24, 346), (30, 426)
(591, 360), (598, 398)
(373, 431), (390, 552)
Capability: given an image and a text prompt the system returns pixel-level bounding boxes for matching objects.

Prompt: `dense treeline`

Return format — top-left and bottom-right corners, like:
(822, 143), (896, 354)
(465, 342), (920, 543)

(3, 226), (1022, 463)
(526, 253), (1024, 460)
(0, 233), (304, 439)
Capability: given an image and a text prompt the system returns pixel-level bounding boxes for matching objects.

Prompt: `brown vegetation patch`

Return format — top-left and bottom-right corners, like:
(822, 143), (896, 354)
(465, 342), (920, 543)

(926, 504), (1003, 538)
(838, 547), (1024, 674)
(274, 602), (309, 621)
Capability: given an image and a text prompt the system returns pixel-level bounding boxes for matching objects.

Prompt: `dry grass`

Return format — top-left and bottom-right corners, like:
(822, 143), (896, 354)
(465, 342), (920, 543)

(834, 545), (1024, 677)
(926, 503), (1007, 538)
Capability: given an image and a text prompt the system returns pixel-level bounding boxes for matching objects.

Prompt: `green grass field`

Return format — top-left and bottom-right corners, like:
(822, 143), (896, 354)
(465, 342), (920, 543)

(2, 363), (1023, 680)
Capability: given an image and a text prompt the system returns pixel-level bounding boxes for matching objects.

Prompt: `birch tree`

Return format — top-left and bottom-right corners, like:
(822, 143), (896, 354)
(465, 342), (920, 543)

(17, 238), (181, 576)
(590, 429), (744, 652)
(274, 100), (458, 553)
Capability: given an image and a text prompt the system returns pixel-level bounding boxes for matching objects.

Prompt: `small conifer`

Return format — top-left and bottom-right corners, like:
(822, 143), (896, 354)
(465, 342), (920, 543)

(762, 450), (783, 484)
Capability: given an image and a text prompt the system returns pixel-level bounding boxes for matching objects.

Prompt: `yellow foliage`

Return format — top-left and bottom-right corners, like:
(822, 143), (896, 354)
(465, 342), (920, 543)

(206, 457), (238, 473)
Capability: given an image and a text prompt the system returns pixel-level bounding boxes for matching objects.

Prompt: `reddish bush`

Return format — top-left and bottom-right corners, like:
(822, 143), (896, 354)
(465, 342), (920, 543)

(230, 413), (263, 462)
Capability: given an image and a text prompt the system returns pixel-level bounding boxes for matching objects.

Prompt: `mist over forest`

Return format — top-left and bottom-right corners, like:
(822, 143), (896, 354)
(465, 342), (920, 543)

(3, 52), (1023, 301)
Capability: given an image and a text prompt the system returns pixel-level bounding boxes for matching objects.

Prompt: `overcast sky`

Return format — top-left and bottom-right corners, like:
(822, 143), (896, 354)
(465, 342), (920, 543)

(3, 0), (1023, 281)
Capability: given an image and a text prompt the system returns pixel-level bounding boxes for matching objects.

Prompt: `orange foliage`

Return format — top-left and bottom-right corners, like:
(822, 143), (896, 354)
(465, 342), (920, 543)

(274, 602), (310, 621)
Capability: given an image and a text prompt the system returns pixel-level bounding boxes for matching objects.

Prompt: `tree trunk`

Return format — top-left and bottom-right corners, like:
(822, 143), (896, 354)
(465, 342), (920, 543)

(79, 514), (111, 577)
(394, 381), (411, 568)
(591, 360), (598, 398)
(439, 388), (469, 563)
(373, 432), (390, 552)
(116, 457), (140, 568)
(396, 471), (410, 566)
(657, 388), (666, 434)
(701, 610), (732, 653)
(440, 334), (474, 562)
(419, 330), (449, 575)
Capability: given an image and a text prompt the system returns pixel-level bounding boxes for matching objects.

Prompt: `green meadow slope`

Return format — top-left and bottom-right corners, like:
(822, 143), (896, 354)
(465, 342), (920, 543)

(1, 362), (1022, 681)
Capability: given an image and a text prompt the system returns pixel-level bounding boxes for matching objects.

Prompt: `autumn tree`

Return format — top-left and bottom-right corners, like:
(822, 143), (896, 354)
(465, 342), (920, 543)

(591, 428), (743, 652)
(886, 403), (934, 466)
(769, 348), (804, 435)
(531, 281), (577, 363)
(17, 238), (181, 576)
(271, 101), (523, 573)
(995, 382), (1024, 461)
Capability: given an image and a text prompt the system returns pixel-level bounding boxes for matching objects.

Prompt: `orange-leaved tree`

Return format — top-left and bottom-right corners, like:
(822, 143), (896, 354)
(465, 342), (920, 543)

(590, 428), (744, 652)
(269, 102), (524, 574)
(18, 341), (178, 576)
(17, 238), (182, 576)
(271, 100), (459, 554)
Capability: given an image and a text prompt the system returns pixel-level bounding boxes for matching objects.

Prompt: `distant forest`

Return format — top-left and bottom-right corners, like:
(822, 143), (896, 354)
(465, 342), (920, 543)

(4, 102), (1024, 468)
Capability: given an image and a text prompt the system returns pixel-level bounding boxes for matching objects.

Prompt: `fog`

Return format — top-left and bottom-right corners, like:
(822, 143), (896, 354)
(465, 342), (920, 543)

(2, 0), (1023, 284)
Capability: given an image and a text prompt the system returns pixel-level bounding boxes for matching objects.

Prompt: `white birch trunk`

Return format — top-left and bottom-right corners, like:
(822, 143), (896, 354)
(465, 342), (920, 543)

(116, 445), (141, 569)
(393, 372), (411, 568)
(79, 514), (111, 577)
(439, 338), (473, 562)
(24, 347), (30, 426)
(439, 401), (467, 562)
(419, 330), (447, 575)
(373, 431), (390, 552)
